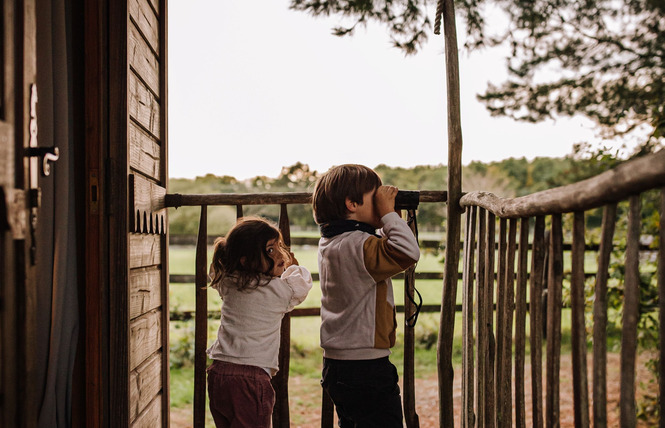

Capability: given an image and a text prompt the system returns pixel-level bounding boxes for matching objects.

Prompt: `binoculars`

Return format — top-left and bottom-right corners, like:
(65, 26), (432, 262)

(394, 190), (420, 210)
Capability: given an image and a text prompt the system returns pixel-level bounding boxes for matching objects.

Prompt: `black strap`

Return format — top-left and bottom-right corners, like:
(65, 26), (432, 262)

(319, 220), (379, 238)
(405, 209), (423, 328)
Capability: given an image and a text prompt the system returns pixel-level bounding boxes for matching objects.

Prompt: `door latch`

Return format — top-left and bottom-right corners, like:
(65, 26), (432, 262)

(21, 84), (60, 264)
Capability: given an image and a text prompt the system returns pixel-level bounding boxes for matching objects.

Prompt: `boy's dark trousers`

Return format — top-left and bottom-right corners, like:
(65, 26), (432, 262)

(321, 356), (404, 427)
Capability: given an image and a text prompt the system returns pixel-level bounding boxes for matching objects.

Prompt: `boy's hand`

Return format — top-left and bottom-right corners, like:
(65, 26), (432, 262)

(374, 185), (398, 218)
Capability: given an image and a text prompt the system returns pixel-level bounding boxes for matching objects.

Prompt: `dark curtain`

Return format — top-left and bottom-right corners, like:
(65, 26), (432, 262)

(35, 0), (79, 425)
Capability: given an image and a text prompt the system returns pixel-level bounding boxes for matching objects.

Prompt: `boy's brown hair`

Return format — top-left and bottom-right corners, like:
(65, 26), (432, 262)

(312, 164), (382, 224)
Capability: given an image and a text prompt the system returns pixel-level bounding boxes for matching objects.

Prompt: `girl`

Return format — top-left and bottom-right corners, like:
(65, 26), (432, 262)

(206, 216), (312, 428)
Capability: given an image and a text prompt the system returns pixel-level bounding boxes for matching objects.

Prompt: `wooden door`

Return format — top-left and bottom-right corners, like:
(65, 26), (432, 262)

(0, 0), (43, 426)
(104, 0), (170, 426)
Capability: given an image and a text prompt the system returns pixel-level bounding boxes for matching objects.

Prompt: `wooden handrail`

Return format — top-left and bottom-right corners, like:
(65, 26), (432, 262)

(165, 190), (447, 208)
(460, 149), (665, 218)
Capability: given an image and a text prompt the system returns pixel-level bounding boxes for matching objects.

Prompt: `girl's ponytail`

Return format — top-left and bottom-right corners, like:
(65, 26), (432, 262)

(210, 237), (228, 290)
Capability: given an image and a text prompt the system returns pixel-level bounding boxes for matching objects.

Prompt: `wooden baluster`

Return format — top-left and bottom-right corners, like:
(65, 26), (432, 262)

(462, 207), (477, 428)
(476, 208), (488, 427)
(571, 212), (590, 427)
(546, 214), (563, 428)
(659, 189), (665, 428)
(236, 204), (243, 219)
(403, 209), (420, 428)
(321, 389), (335, 428)
(495, 218), (508, 427)
(530, 216), (546, 428)
(273, 204), (292, 428)
(485, 212), (497, 428)
(592, 203), (616, 428)
(194, 205), (208, 428)
(620, 196), (641, 428)
(515, 218), (529, 428)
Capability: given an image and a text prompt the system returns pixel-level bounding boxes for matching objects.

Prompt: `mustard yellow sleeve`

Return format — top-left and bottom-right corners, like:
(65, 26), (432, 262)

(363, 235), (418, 283)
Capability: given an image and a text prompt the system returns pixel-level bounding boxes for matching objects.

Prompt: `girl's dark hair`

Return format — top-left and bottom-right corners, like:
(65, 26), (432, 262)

(312, 164), (382, 224)
(210, 216), (289, 292)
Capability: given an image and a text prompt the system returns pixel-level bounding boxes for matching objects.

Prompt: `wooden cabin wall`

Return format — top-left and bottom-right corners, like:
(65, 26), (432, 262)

(107, 0), (169, 426)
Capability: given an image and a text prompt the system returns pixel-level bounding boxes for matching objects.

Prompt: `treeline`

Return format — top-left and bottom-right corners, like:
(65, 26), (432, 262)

(168, 143), (662, 237)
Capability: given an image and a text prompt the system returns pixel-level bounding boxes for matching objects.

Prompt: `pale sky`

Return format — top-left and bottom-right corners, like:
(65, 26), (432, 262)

(167, 0), (610, 180)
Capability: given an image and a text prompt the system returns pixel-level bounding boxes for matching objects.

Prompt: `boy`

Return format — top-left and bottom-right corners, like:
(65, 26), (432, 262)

(312, 164), (420, 427)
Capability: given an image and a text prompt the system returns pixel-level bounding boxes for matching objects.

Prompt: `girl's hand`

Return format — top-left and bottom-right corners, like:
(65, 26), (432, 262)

(288, 251), (299, 266)
(374, 185), (398, 218)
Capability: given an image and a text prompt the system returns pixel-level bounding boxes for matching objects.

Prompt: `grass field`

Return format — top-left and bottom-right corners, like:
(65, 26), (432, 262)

(167, 242), (625, 426)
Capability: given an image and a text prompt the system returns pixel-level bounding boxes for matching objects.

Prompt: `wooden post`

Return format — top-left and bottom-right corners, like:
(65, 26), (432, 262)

(592, 204), (616, 428)
(193, 206), (208, 428)
(495, 218), (508, 427)
(475, 208), (487, 427)
(546, 214), (563, 428)
(620, 196), (641, 428)
(530, 216), (546, 428)
(571, 212), (590, 427)
(515, 218), (529, 428)
(659, 189), (665, 428)
(462, 207), (477, 428)
(273, 204), (292, 428)
(437, 0), (464, 424)
(403, 209), (420, 428)
(485, 213), (497, 428)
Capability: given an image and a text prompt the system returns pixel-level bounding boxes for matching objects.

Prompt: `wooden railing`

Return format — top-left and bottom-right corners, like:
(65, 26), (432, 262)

(164, 190), (448, 428)
(454, 149), (665, 428)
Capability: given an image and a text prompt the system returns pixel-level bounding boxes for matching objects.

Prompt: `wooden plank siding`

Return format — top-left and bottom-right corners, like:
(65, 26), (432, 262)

(125, 0), (168, 426)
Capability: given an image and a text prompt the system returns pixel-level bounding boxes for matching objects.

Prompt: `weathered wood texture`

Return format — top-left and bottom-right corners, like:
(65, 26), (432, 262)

(514, 218), (529, 428)
(130, 267), (162, 320)
(129, 0), (159, 56)
(530, 216), (546, 428)
(130, 234), (161, 268)
(165, 190), (447, 208)
(658, 187), (665, 428)
(109, 0), (131, 423)
(130, 394), (162, 428)
(130, 309), (162, 372)
(546, 214), (563, 428)
(128, 22), (159, 96)
(485, 212), (497, 428)
(130, 352), (163, 421)
(462, 207), (476, 428)
(620, 196), (641, 428)
(194, 207), (208, 428)
(460, 149), (665, 218)
(130, 173), (166, 234)
(571, 212), (590, 427)
(437, 2), (464, 424)
(272, 204), (292, 428)
(592, 204), (616, 428)
(130, 122), (161, 180)
(403, 209), (420, 428)
(475, 208), (488, 427)
(124, 0), (167, 425)
(129, 72), (160, 138)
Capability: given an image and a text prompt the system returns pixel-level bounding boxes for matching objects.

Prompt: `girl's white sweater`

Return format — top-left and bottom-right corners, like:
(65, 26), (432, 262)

(206, 265), (312, 376)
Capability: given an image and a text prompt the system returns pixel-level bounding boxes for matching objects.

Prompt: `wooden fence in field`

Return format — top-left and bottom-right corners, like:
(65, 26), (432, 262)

(164, 147), (665, 428)
(454, 150), (665, 428)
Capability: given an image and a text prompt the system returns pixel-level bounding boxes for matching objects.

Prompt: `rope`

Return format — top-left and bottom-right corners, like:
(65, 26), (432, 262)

(434, 0), (444, 35)
(405, 209), (423, 328)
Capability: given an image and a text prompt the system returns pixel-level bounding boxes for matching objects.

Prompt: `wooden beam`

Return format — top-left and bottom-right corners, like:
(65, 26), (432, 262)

(460, 150), (665, 218)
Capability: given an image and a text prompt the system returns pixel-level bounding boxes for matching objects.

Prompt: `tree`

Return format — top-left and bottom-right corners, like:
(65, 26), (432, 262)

(290, 0), (665, 146)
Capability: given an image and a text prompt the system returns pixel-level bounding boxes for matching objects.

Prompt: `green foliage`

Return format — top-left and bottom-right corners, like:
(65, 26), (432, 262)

(290, 0), (665, 153)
